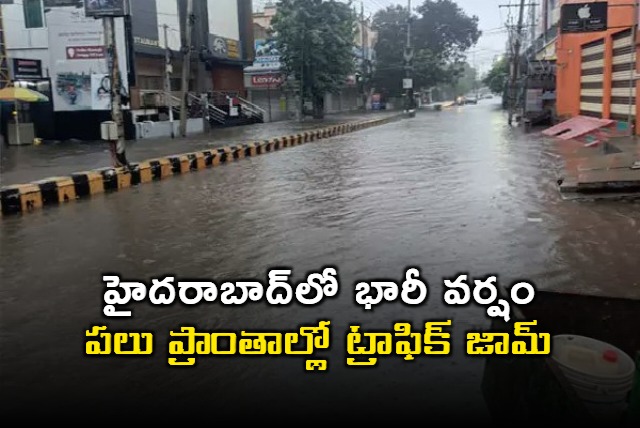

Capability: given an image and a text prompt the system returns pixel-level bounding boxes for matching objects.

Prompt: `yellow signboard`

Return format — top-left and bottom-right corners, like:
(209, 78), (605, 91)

(227, 39), (240, 59)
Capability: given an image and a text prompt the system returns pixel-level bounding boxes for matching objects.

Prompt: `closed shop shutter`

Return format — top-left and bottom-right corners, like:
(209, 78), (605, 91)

(580, 38), (605, 118)
(249, 88), (288, 122)
(609, 29), (636, 122)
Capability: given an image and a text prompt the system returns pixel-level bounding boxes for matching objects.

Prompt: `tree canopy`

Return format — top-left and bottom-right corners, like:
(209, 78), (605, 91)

(372, 0), (481, 98)
(272, 0), (357, 118)
(483, 56), (509, 95)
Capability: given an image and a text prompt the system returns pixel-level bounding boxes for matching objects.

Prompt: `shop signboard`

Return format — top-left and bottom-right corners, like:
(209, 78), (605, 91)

(560, 2), (607, 33)
(251, 74), (284, 88)
(11, 58), (43, 80)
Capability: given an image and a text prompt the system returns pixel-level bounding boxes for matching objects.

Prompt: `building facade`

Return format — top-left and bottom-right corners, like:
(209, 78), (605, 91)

(244, 2), (375, 122)
(1, 0), (255, 141)
(554, 0), (637, 127)
(521, 0), (640, 130)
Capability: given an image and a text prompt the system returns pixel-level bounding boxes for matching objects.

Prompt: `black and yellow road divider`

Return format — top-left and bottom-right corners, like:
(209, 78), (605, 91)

(0, 115), (399, 217)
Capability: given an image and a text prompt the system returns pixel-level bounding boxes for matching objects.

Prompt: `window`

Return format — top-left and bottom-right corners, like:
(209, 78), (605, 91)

(23, 0), (44, 29)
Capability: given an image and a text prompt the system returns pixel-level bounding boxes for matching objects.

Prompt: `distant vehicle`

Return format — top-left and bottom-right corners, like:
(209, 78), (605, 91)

(483, 94), (494, 99)
(456, 96), (465, 105)
(464, 95), (478, 105)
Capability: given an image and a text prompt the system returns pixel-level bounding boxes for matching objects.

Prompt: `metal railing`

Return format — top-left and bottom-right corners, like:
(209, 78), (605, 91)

(187, 93), (226, 124)
(137, 89), (267, 126)
(208, 90), (265, 123)
(237, 96), (266, 122)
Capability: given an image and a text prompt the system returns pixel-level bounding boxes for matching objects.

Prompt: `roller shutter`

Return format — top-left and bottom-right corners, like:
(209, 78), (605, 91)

(609, 29), (636, 122)
(580, 38), (605, 118)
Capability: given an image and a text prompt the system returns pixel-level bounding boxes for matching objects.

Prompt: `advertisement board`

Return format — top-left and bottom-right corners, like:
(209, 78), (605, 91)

(84, 0), (129, 18)
(47, 6), (129, 112)
(245, 39), (281, 74)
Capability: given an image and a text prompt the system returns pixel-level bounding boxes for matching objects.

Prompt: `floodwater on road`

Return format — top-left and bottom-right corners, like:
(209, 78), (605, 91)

(1, 100), (639, 420)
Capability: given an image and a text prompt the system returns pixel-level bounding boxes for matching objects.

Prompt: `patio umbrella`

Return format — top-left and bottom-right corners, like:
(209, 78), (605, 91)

(0, 86), (49, 145)
(0, 86), (49, 102)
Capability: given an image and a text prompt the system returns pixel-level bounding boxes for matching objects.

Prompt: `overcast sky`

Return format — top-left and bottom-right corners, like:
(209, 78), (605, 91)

(253, 0), (511, 75)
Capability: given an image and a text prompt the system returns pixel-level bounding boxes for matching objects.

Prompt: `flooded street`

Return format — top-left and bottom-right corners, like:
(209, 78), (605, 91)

(2, 100), (640, 419)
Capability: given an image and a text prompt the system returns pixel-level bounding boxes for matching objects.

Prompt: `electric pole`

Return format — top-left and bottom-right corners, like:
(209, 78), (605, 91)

(507, 0), (527, 126)
(179, 0), (194, 137)
(299, 14), (305, 122)
(529, 0), (536, 49)
(404, 0), (414, 115)
(104, 16), (128, 168)
(360, 2), (368, 110)
(163, 24), (175, 138)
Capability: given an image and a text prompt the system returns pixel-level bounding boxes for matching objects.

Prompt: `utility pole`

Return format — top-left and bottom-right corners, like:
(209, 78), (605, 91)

(163, 24), (175, 138)
(360, 2), (368, 110)
(104, 16), (128, 168)
(404, 0), (414, 115)
(529, 0), (536, 49)
(299, 20), (305, 122)
(179, 0), (194, 137)
(507, 0), (527, 126)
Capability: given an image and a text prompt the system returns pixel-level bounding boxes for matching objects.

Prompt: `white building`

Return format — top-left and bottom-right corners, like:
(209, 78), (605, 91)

(1, 0), (255, 141)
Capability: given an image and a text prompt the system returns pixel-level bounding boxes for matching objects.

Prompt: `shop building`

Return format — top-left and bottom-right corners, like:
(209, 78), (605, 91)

(1, 0), (255, 141)
(555, 0), (637, 128)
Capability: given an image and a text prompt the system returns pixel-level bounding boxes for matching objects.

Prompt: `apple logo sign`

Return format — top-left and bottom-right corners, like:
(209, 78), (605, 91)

(577, 4), (591, 20)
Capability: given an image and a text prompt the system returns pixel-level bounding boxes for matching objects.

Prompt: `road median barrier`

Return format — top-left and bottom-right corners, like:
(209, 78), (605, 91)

(1, 115), (400, 217)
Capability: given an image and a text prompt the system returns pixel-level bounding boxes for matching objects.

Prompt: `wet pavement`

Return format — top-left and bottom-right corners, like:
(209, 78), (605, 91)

(2, 100), (640, 420)
(0, 111), (398, 186)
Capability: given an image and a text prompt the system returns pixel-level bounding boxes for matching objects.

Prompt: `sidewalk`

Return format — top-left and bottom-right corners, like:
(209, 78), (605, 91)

(556, 135), (640, 196)
(1, 111), (399, 187)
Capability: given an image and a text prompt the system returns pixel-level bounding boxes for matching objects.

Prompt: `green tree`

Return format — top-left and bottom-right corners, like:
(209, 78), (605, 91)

(483, 56), (509, 95)
(272, 0), (357, 118)
(372, 0), (480, 98)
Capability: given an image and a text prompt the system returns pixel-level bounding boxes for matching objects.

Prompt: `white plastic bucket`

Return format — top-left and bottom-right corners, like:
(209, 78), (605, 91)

(551, 334), (636, 404)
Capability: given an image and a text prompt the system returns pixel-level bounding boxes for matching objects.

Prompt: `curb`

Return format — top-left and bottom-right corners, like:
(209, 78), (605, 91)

(1, 116), (398, 218)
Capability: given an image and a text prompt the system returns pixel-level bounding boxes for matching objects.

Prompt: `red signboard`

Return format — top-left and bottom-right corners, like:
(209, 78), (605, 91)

(251, 74), (283, 87)
(66, 46), (106, 60)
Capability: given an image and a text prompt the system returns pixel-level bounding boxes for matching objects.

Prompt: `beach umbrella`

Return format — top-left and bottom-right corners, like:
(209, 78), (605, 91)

(0, 86), (49, 145)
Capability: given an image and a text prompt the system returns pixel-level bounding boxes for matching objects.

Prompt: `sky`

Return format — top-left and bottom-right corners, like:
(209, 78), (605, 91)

(253, 0), (511, 76)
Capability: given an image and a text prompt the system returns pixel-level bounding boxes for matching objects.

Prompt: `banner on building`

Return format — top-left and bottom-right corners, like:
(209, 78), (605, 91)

(46, 6), (129, 112)
(255, 39), (279, 56)
(245, 39), (281, 74)
(91, 74), (111, 110)
(560, 2), (608, 33)
(84, 0), (129, 18)
(11, 59), (43, 80)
